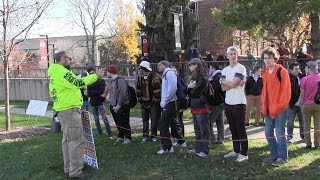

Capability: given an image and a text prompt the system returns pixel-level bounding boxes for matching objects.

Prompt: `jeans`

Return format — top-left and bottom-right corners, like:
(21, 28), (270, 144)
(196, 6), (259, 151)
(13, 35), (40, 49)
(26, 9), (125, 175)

(193, 114), (210, 154)
(265, 111), (288, 160)
(286, 106), (304, 140)
(110, 104), (131, 140)
(92, 105), (112, 136)
(81, 100), (89, 112)
(159, 101), (184, 150)
(225, 104), (248, 156)
(209, 104), (225, 143)
(141, 104), (161, 138)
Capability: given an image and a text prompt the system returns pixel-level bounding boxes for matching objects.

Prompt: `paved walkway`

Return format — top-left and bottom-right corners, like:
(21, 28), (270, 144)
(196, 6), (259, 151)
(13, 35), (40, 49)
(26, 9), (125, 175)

(0, 107), (308, 144)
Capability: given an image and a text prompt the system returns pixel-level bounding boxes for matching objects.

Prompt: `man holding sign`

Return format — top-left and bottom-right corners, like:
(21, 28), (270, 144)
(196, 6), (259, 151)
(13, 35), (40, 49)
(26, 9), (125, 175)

(48, 51), (103, 179)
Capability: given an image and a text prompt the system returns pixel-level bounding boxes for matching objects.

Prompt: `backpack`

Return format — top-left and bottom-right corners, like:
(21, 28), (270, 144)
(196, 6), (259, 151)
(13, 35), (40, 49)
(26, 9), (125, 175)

(116, 77), (137, 108)
(206, 80), (215, 105)
(163, 70), (187, 100)
(314, 81), (320, 105)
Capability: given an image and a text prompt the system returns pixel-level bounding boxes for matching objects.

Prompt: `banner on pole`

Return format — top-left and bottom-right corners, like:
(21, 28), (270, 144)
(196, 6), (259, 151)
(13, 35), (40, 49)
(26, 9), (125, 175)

(174, 14), (181, 50)
(39, 38), (47, 63)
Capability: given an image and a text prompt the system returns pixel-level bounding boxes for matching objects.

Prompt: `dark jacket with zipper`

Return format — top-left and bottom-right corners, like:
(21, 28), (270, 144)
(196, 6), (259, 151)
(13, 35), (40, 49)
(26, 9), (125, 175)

(188, 76), (208, 108)
(289, 73), (300, 108)
(208, 71), (225, 106)
(245, 76), (263, 96)
(87, 78), (106, 106)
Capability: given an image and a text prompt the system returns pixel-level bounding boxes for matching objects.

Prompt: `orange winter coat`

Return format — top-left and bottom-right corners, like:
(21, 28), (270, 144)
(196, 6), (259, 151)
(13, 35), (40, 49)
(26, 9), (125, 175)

(261, 64), (291, 119)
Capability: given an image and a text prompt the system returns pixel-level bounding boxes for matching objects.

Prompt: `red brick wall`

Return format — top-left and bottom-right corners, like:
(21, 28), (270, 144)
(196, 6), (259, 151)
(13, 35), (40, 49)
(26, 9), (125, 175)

(198, 0), (233, 58)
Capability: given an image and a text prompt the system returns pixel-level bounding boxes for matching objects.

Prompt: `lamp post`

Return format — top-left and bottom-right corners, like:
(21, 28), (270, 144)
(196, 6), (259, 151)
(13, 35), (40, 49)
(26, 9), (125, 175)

(49, 43), (55, 63)
(40, 34), (49, 68)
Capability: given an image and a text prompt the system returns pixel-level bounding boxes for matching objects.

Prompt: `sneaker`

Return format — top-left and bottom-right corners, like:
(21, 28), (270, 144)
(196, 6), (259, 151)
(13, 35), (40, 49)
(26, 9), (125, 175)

(224, 151), (239, 158)
(115, 138), (124, 143)
(197, 152), (208, 158)
(122, 138), (131, 144)
(157, 147), (174, 154)
(287, 137), (293, 143)
(69, 171), (93, 179)
(109, 136), (114, 140)
(174, 141), (187, 147)
(235, 154), (248, 162)
(151, 137), (157, 142)
(262, 157), (277, 163)
(188, 149), (198, 156)
(141, 137), (148, 143)
(272, 158), (288, 167)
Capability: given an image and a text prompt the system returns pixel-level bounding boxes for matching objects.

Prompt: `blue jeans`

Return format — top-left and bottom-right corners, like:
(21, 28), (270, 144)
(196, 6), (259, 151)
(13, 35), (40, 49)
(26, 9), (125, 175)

(92, 105), (112, 136)
(193, 114), (210, 154)
(81, 101), (89, 112)
(287, 106), (304, 139)
(265, 111), (288, 160)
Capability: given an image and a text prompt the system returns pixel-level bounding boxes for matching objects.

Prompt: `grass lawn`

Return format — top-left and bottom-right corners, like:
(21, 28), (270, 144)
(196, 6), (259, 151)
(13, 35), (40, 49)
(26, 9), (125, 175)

(0, 113), (51, 129)
(1, 114), (320, 179)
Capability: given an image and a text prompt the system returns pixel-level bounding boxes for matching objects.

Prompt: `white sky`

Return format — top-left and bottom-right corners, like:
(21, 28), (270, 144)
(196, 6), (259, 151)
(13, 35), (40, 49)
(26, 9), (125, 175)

(28, 0), (141, 38)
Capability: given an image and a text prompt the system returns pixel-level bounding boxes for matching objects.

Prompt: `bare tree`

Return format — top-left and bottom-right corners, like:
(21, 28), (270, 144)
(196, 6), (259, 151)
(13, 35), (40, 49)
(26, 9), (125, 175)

(0, 0), (53, 131)
(68, 0), (112, 66)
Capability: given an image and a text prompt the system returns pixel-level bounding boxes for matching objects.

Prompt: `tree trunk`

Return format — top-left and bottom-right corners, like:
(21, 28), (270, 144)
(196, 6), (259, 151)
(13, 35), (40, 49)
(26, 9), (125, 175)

(92, 32), (96, 66)
(3, 58), (11, 131)
(311, 12), (320, 58)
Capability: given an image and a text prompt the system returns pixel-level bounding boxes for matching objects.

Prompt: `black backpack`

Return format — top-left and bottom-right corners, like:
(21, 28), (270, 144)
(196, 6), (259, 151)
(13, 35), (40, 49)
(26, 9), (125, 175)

(163, 70), (187, 100)
(116, 77), (137, 108)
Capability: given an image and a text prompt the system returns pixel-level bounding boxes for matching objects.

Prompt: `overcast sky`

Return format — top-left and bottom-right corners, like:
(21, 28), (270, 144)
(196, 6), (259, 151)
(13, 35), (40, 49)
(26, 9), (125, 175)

(27, 0), (141, 38)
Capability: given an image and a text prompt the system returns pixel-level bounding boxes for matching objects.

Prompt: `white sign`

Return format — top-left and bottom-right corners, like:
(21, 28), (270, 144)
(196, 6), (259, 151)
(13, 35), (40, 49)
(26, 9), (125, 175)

(26, 100), (48, 116)
(82, 111), (99, 169)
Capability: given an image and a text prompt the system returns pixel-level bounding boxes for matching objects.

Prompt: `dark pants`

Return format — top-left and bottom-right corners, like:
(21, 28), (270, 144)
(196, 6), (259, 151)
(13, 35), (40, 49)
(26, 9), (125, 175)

(141, 104), (161, 138)
(193, 113), (210, 154)
(177, 111), (185, 137)
(159, 101), (184, 150)
(225, 104), (248, 156)
(110, 104), (131, 140)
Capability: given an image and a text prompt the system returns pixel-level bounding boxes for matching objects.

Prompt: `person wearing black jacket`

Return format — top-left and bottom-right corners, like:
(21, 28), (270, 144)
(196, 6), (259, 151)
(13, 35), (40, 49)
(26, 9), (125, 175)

(287, 62), (304, 142)
(208, 62), (225, 144)
(245, 67), (263, 126)
(187, 58), (210, 157)
(87, 67), (112, 138)
(80, 72), (89, 111)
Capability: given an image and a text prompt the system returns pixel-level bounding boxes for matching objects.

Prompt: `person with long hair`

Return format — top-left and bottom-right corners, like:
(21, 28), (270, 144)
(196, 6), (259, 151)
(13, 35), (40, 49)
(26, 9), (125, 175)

(221, 46), (249, 163)
(187, 58), (210, 157)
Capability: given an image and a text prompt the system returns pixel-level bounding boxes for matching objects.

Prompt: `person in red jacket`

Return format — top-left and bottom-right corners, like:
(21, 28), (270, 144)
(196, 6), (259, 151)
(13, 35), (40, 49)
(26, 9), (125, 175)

(261, 47), (291, 166)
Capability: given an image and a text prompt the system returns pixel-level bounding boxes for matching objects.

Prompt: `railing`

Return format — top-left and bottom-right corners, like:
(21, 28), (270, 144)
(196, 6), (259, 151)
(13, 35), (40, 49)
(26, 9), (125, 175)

(0, 58), (313, 79)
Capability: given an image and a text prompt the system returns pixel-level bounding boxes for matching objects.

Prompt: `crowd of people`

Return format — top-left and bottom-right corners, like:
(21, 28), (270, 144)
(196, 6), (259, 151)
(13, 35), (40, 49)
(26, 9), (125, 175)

(48, 45), (320, 178)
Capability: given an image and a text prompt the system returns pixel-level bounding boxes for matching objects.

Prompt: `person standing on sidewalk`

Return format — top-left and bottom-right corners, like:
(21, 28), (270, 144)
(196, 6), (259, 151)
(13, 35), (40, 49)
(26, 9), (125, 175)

(300, 61), (320, 149)
(245, 66), (263, 126)
(261, 47), (291, 166)
(287, 62), (304, 143)
(208, 62), (225, 144)
(187, 58), (211, 157)
(221, 46), (248, 163)
(87, 67), (113, 139)
(136, 61), (162, 142)
(48, 51), (102, 179)
(157, 60), (185, 154)
(107, 65), (132, 144)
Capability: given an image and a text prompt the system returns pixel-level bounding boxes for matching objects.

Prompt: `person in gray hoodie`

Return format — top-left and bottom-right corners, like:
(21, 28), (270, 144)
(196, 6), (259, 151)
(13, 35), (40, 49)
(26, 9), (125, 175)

(157, 60), (185, 154)
(106, 65), (131, 144)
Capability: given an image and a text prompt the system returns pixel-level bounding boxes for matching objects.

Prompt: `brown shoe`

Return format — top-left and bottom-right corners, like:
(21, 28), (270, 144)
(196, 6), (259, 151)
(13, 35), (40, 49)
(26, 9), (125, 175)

(69, 171), (93, 179)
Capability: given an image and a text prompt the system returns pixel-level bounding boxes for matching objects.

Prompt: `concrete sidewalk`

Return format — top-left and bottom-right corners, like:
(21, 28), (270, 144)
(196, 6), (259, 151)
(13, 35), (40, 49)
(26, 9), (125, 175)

(0, 107), (308, 144)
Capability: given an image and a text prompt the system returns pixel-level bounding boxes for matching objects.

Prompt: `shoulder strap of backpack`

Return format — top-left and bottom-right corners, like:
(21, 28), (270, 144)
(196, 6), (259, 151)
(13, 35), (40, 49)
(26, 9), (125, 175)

(277, 67), (282, 83)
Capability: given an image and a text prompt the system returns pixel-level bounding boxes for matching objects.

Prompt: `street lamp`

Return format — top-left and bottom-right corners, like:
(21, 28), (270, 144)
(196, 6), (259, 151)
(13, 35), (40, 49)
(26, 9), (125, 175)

(40, 34), (49, 68)
(48, 43), (55, 63)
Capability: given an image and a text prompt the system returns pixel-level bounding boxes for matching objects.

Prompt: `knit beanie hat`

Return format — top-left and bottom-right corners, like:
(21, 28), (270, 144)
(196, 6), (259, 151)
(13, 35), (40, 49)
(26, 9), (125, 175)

(106, 65), (118, 74)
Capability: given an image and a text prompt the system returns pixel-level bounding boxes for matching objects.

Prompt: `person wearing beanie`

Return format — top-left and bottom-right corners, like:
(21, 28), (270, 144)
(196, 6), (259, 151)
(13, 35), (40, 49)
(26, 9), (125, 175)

(136, 61), (162, 142)
(86, 67), (113, 138)
(208, 62), (225, 145)
(300, 61), (320, 149)
(187, 58), (210, 157)
(106, 65), (132, 144)
(261, 47), (291, 166)
(221, 46), (249, 163)
(156, 60), (185, 154)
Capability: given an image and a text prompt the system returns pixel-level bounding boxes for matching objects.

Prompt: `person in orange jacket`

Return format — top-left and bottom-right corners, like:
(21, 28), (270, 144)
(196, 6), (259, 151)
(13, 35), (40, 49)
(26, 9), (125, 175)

(261, 47), (291, 167)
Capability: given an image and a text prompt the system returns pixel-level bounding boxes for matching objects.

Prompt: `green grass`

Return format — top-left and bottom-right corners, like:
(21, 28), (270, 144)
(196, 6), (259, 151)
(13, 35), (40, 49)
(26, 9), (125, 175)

(0, 100), (53, 110)
(0, 113), (51, 129)
(1, 114), (320, 179)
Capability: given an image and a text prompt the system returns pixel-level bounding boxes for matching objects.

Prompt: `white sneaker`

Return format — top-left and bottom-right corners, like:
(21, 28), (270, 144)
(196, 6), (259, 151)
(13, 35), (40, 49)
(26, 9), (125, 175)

(122, 138), (131, 144)
(151, 137), (157, 142)
(197, 152), (208, 158)
(235, 154), (248, 162)
(115, 138), (124, 143)
(174, 141), (187, 147)
(157, 147), (174, 154)
(224, 151), (239, 158)
(188, 149), (197, 155)
(141, 137), (148, 143)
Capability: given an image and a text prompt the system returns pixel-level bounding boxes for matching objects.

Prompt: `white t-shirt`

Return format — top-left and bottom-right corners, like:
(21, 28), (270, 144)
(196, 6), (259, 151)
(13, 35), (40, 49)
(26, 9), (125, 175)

(221, 63), (247, 105)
